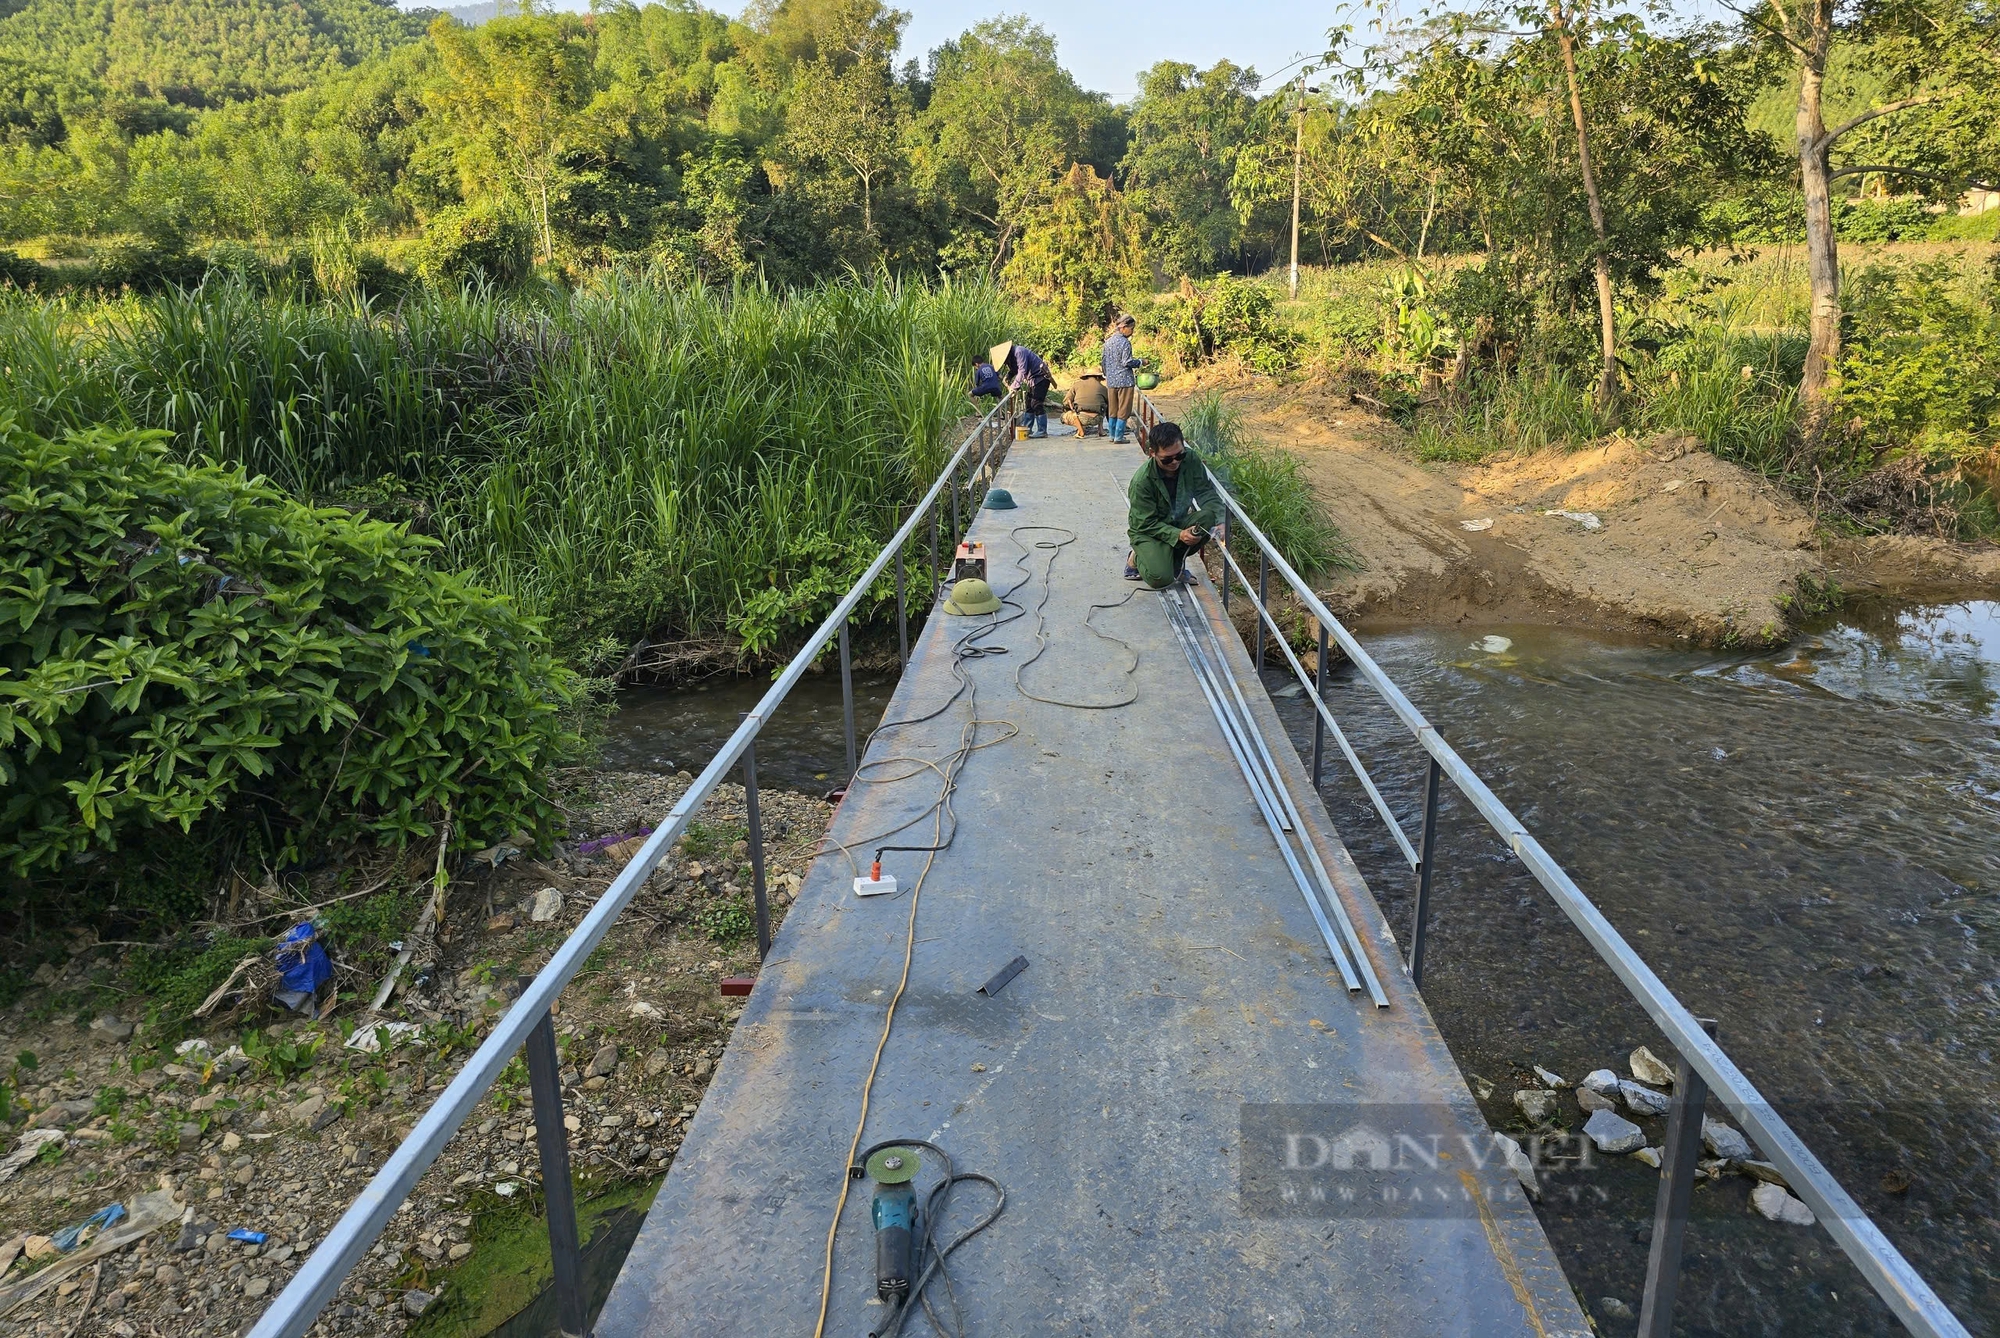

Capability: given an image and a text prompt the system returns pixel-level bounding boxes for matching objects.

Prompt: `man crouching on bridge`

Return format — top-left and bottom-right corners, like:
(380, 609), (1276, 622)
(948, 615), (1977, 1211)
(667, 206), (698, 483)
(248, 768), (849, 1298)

(1124, 420), (1220, 588)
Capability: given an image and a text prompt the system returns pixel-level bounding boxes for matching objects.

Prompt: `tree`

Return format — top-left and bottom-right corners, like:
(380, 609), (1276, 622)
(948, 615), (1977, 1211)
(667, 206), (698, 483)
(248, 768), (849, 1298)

(1547, 0), (1619, 410)
(781, 2), (906, 241)
(427, 12), (599, 267)
(1732, 0), (2000, 413)
(1121, 60), (1263, 276)
(910, 17), (1107, 277)
(1003, 162), (1147, 337)
(1329, 11), (1770, 376)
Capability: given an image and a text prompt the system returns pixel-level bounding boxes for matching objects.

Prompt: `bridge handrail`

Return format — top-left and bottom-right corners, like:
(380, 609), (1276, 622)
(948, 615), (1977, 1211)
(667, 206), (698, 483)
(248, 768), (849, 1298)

(248, 386), (1020, 1338)
(1135, 390), (1966, 1338)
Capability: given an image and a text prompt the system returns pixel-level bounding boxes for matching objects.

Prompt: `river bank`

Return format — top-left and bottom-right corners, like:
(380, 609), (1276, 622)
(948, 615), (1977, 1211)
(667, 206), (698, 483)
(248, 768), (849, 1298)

(1155, 368), (2000, 648)
(0, 773), (831, 1338)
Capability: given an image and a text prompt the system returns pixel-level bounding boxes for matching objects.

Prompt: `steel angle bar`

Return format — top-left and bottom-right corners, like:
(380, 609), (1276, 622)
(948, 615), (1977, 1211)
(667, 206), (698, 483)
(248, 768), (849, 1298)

(1184, 590), (1389, 1008)
(1212, 539), (1419, 870)
(1162, 593), (1362, 992)
(1163, 594), (1299, 853)
(1162, 593), (1290, 830)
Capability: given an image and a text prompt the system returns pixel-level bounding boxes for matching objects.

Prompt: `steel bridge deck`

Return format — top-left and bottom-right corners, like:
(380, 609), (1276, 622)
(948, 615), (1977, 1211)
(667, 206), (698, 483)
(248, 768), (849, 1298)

(597, 436), (1587, 1337)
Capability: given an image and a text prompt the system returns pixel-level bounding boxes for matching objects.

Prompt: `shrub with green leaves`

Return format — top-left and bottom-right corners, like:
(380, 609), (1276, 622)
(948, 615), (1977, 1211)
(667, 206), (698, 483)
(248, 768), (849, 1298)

(0, 419), (585, 881)
(1836, 260), (2000, 469)
(1177, 392), (1353, 575)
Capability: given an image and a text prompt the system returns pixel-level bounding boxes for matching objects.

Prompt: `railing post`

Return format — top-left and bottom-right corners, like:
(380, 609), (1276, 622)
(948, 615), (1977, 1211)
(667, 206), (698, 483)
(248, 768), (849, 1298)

(1220, 525), (1231, 613)
(895, 544), (908, 669)
(1255, 550), (1269, 670)
(1407, 756), (1443, 989)
(1638, 1019), (1718, 1338)
(1311, 626), (1329, 787)
(743, 736), (771, 959)
(950, 454), (960, 543)
(524, 1010), (589, 1338)
(839, 616), (857, 778)
(929, 501), (939, 601)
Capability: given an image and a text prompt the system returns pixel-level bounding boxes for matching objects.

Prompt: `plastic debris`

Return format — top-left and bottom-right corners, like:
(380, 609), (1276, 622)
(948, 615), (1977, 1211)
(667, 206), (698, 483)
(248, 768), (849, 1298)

(226, 1228), (268, 1246)
(273, 922), (332, 1012)
(1542, 509), (1602, 530)
(1478, 635), (1513, 654)
(0, 1190), (182, 1315)
(494, 1182), (520, 1198)
(345, 1021), (424, 1054)
(578, 827), (652, 857)
(50, 1203), (125, 1252)
(0, 1129), (67, 1184)
(1460, 518), (1494, 531)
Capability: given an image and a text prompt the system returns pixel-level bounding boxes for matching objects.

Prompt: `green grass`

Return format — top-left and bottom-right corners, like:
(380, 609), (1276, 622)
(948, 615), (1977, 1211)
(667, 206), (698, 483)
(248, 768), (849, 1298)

(0, 273), (1011, 672)
(1176, 391), (1356, 574)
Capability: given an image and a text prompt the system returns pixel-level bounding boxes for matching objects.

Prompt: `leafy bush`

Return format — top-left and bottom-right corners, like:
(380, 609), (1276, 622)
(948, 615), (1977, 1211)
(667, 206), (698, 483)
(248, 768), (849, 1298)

(1158, 275), (1300, 374)
(0, 420), (585, 884)
(1177, 391), (1353, 574)
(416, 205), (535, 288)
(0, 250), (50, 292)
(1836, 260), (2000, 467)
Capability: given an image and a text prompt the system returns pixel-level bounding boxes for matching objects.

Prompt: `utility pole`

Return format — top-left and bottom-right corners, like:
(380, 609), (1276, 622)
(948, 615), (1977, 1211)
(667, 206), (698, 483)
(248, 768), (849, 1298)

(1288, 78), (1316, 300)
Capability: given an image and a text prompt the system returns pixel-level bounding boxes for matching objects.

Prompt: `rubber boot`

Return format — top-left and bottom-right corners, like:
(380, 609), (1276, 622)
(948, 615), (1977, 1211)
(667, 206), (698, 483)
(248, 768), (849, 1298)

(1031, 413), (1047, 438)
(1108, 417), (1124, 442)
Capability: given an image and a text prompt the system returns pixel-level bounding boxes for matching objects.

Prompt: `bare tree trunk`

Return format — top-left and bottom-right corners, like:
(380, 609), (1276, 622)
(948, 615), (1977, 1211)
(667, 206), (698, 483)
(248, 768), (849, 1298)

(1551, 0), (1619, 414)
(1797, 0), (1839, 416)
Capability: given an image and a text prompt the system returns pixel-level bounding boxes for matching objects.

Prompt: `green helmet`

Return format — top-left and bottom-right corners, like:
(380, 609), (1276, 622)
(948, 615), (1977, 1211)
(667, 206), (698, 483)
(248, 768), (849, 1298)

(943, 577), (1001, 615)
(983, 488), (1018, 510)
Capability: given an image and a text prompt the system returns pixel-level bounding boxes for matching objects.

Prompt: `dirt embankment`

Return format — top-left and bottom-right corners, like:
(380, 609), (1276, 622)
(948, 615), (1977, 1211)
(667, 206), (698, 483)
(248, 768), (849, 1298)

(1159, 368), (2000, 646)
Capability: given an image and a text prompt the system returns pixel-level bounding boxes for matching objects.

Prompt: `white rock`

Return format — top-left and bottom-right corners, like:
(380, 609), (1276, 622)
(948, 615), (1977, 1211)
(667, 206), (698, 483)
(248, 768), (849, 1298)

(1584, 1109), (1646, 1155)
(1479, 635), (1512, 654)
(1751, 1182), (1816, 1226)
(1580, 1069), (1621, 1097)
(627, 1002), (663, 1021)
(1531, 1065), (1565, 1088)
(1494, 1132), (1539, 1200)
(1633, 1146), (1662, 1169)
(1461, 518), (1495, 532)
(1619, 1081), (1672, 1118)
(1513, 1089), (1554, 1122)
(526, 887), (564, 922)
(1702, 1117), (1753, 1161)
(1629, 1046), (1675, 1087)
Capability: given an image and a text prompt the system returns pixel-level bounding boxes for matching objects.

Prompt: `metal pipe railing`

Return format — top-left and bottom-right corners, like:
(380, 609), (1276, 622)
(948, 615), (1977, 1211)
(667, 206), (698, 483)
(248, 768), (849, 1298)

(248, 384), (1019, 1338)
(1142, 388), (1969, 1338)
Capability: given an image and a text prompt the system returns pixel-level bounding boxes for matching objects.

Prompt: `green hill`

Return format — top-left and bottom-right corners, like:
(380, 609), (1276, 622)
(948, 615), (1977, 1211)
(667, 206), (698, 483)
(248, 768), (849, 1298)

(0, 0), (435, 107)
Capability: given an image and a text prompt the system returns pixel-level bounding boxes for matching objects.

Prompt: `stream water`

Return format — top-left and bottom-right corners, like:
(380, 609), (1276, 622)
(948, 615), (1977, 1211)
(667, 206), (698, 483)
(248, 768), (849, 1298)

(1264, 601), (1999, 1337)
(601, 602), (1999, 1335)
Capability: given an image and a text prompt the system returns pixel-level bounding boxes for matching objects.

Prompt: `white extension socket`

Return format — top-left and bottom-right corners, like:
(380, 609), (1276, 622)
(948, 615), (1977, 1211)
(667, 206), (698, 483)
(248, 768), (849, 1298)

(853, 872), (898, 897)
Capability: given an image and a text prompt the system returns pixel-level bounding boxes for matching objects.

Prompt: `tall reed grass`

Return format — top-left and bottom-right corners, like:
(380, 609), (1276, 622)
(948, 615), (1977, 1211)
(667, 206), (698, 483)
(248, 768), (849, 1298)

(0, 274), (1012, 669)
(1178, 391), (1355, 574)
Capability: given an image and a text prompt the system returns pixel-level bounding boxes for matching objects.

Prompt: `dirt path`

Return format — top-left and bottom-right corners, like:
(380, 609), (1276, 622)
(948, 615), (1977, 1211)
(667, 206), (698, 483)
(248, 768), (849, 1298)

(1159, 369), (2000, 646)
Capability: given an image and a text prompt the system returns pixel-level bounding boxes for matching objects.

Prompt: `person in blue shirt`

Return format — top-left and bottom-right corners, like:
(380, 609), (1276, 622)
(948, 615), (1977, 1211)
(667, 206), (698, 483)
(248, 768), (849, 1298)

(991, 342), (1053, 438)
(969, 360), (1004, 399)
(1101, 315), (1141, 442)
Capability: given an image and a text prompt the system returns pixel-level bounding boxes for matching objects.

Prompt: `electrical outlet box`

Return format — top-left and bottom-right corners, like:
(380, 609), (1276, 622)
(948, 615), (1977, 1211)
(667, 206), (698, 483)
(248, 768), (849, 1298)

(853, 872), (899, 898)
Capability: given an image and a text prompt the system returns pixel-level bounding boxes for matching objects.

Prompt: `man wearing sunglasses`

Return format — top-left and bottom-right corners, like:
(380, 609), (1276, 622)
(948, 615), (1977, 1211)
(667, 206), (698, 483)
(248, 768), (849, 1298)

(1124, 420), (1220, 588)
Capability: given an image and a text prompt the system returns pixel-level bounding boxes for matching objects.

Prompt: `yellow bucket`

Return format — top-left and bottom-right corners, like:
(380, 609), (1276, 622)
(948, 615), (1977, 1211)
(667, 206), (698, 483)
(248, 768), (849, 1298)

(1014, 425), (1029, 440)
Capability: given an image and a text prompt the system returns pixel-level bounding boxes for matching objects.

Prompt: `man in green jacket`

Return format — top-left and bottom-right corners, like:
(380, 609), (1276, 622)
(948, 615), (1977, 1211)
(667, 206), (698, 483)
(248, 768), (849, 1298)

(1124, 420), (1221, 587)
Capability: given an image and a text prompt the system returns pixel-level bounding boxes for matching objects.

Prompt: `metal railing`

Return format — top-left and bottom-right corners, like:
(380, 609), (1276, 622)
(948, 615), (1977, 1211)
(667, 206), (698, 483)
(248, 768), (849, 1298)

(1132, 391), (1969, 1338)
(248, 387), (1021, 1338)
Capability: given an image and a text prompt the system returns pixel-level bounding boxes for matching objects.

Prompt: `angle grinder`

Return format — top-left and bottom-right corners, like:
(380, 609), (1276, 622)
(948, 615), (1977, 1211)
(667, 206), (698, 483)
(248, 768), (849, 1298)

(865, 1145), (922, 1311)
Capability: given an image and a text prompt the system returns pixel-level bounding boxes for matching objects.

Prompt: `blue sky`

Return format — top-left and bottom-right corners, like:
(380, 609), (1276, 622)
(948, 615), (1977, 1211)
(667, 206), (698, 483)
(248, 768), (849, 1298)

(412, 1), (1732, 104)
(895, 0), (1333, 102)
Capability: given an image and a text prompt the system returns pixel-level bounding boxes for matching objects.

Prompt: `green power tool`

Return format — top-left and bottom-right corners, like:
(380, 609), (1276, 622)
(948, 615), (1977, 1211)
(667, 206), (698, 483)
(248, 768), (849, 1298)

(866, 1146), (921, 1310)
